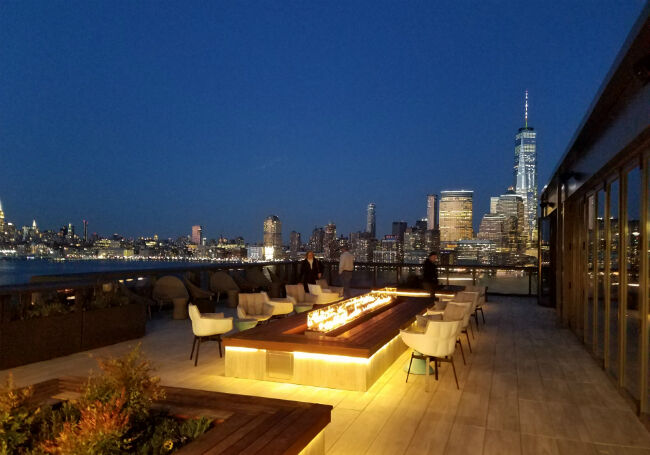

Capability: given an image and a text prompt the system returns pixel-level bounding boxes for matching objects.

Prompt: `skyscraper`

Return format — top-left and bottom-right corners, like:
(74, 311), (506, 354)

(308, 227), (324, 253)
(0, 199), (4, 232)
(263, 215), (282, 259)
(323, 223), (337, 259)
(426, 195), (439, 230)
(496, 190), (526, 254)
(191, 225), (203, 245)
(490, 197), (500, 214)
(289, 231), (301, 259)
(514, 91), (538, 249)
(439, 190), (473, 242)
(83, 220), (88, 243)
(366, 203), (376, 238)
(391, 221), (407, 242)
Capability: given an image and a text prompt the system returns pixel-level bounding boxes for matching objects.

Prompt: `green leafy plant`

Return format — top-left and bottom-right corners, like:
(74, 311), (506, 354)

(87, 291), (129, 310)
(82, 344), (165, 425)
(0, 347), (211, 454)
(40, 393), (131, 454)
(0, 374), (40, 454)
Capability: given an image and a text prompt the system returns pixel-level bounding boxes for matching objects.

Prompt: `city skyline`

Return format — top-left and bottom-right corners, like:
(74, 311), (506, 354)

(0, 2), (644, 241)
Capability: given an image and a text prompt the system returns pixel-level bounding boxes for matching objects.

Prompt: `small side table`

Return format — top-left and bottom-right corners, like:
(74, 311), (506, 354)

(235, 318), (258, 332)
(404, 351), (434, 375)
(294, 304), (313, 314)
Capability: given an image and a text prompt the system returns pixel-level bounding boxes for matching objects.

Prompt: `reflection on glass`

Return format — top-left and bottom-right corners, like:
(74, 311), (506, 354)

(596, 190), (606, 360)
(586, 195), (595, 347)
(625, 167), (640, 399)
(608, 180), (619, 378)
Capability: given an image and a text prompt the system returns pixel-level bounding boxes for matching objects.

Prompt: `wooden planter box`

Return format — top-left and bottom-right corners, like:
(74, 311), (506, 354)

(28, 377), (331, 455)
(0, 312), (83, 369)
(81, 303), (146, 350)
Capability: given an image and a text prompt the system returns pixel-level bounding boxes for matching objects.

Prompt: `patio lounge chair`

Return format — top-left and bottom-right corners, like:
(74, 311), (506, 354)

(188, 304), (233, 366)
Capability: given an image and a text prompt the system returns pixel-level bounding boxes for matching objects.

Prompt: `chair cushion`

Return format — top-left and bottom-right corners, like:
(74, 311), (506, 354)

(443, 303), (466, 322)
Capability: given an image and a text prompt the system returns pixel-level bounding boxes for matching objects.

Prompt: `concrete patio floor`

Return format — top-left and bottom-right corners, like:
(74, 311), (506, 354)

(3, 296), (649, 454)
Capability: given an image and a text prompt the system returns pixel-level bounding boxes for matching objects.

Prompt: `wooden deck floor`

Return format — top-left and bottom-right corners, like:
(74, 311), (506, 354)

(3, 296), (650, 454)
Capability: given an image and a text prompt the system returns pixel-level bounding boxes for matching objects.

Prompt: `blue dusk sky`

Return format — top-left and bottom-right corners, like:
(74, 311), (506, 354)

(0, 1), (645, 242)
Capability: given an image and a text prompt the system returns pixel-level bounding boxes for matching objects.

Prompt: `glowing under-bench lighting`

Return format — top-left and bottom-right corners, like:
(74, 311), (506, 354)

(293, 351), (369, 364)
(225, 346), (261, 353)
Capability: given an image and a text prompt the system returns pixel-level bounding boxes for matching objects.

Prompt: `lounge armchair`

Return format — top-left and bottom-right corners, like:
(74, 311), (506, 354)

(237, 292), (276, 322)
(118, 281), (156, 319)
(453, 291), (480, 333)
(246, 267), (283, 298)
(188, 304), (233, 366)
(285, 284), (319, 312)
(316, 278), (344, 297)
(232, 272), (257, 292)
(209, 271), (240, 308)
(152, 275), (189, 318)
(464, 284), (487, 324)
(308, 283), (342, 305)
(401, 319), (463, 390)
(183, 277), (215, 301)
(426, 300), (473, 353)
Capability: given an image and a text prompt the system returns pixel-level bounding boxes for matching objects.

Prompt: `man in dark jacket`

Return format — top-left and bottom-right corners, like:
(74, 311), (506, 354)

(422, 252), (439, 300)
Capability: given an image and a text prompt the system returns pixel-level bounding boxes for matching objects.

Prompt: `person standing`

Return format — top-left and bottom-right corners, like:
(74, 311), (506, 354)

(300, 251), (323, 292)
(338, 246), (354, 297)
(422, 252), (439, 302)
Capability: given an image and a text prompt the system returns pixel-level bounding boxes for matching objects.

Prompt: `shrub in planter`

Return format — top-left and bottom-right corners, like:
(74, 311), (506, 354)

(0, 346), (211, 454)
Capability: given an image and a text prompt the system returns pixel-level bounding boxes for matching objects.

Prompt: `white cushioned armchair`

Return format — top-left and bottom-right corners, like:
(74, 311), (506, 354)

(188, 304), (233, 366)
(316, 278), (344, 297)
(285, 284), (318, 312)
(307, 283), (342, 305)
(237, 292), (284, 321)
(401, 319), (463, 390)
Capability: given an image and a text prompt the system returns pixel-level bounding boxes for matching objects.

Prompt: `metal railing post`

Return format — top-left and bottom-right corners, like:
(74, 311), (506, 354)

(373, 266), (377, 288)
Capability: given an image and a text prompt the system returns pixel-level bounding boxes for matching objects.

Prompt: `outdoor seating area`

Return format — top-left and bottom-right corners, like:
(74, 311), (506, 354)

(4, 295), (650, 454)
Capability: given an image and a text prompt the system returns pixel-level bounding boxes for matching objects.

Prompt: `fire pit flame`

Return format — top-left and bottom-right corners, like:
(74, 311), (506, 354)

(306, 293), (394, 333)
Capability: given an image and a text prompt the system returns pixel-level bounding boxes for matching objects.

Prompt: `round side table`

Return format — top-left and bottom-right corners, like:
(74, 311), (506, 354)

(235, 318), (258, 332)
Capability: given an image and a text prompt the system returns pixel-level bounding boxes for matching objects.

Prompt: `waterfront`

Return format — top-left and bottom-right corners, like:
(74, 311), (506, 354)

(0, 259), (224, 286)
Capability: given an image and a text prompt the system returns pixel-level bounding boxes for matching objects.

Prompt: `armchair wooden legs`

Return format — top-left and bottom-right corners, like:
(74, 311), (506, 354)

(189, 334), (223, 367)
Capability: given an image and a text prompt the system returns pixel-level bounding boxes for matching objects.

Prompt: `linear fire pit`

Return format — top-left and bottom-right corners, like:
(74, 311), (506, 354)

(224, 290), (430, 391)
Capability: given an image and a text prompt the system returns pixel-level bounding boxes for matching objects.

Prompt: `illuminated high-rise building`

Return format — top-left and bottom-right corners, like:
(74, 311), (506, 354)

(477, 213), (507, 250)
(514, 91), (538, 249)
(83, 220), (88, 243)
(490, 197), (500, 214)
(496, 190), (526, 253)
(289, 231), (301, 259)
(191, 225), (203, 245)
(323, 223), (337, 259)
(439, 190), (473, 242)
(308, 227), (324, 253)
(263, 215), (282, 259)
(0, 199), (5, 232)
(366, 203), (376, 238)
(426, 195), (439, 230)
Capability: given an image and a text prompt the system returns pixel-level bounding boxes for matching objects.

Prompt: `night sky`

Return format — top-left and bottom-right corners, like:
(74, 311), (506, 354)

(0, 1), (645, 242)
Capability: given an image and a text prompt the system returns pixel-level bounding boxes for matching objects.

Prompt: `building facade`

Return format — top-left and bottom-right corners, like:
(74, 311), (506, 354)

(540, 9), (650, 415)
(426, 194), (439, 230)
(191, 225), (202, 245)
(514, 91), (538, 249)
(263, 215), (282, 260)
(366, 203), (376, 238)
(439, 190), (473, 242)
